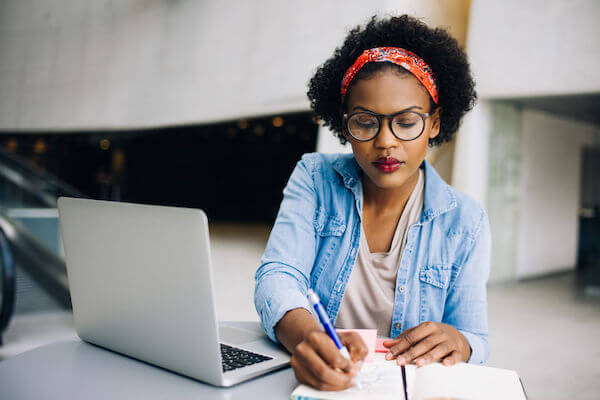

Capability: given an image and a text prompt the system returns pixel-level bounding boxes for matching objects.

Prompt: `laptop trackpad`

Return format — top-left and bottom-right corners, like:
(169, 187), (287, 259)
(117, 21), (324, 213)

(219, 325), (265, 345)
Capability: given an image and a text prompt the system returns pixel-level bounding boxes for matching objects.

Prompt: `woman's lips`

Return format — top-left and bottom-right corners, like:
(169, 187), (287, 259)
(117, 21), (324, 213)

(373, 157), (404, 173)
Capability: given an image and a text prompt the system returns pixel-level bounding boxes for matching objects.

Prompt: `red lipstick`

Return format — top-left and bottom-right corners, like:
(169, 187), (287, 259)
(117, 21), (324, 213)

(373, 156), (403, 173)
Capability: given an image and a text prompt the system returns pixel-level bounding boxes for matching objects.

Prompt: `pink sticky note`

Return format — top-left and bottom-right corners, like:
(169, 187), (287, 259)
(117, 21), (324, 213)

(336, 329), (377, 362)
(375, 337), (389, 353)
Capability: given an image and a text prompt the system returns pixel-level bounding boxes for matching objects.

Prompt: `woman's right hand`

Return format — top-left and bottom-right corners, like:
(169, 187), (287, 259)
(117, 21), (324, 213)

(290, 329), (368, 391)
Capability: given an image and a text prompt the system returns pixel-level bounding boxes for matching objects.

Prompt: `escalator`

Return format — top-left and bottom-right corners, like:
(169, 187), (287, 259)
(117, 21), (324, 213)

(0, 148), (86, 345)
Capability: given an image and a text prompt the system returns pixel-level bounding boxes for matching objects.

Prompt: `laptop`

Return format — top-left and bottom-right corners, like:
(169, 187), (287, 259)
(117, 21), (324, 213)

(57, 197), (290, 387)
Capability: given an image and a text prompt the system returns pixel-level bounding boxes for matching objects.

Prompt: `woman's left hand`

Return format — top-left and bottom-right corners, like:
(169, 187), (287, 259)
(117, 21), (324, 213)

(382, 321), (471, 367)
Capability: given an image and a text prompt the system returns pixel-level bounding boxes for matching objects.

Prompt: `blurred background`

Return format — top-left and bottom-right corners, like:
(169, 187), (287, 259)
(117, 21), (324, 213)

(0, 0), (598, 398)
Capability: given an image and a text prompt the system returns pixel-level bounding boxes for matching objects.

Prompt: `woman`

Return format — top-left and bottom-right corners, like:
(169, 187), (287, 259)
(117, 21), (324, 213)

(254, 15), (490, 391)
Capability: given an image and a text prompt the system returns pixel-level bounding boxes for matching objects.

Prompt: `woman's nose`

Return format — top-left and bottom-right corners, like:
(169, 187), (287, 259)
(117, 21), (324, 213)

(373, 118), (398, 148)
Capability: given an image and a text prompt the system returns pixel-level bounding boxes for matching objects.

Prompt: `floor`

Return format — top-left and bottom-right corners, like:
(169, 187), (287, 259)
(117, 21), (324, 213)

(486, 274), (600, 400)
(1, 223), (599, 399)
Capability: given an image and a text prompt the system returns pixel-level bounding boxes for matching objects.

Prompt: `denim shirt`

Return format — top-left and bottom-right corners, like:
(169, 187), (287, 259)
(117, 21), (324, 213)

(254, 152), (491, 365)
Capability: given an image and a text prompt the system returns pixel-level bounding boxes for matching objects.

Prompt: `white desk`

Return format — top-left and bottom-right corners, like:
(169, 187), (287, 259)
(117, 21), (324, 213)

(0, 322), (297, 399)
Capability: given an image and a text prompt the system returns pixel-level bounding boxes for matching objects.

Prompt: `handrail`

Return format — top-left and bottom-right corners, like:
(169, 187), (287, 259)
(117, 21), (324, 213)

(0, 150), (76, 340)
(0, 226), (16, 346)
(0, 148), (86, 207)
(0, 212), (70, 310)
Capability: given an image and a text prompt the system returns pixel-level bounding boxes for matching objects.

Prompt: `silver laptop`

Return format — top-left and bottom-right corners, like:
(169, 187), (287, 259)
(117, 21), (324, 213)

(57, 197), (290, 387)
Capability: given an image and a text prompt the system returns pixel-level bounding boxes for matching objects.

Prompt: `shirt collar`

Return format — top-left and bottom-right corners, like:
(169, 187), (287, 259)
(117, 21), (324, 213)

(332, 153), (457, 222)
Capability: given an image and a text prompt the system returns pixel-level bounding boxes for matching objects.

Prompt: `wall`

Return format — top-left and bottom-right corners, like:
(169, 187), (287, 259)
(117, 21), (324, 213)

(477, 103), (600, 282)
(457, 0), (600, 281)
(515, 110), (600, 278)
(468, 0), (600, 98)
(481, 101), (522, 282)
(0, 0), (470, 132)
(452, 101), (493, 206)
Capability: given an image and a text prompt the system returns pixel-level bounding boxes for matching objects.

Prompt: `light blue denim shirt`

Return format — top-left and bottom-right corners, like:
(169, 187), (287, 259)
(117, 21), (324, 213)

(254, 152), (491, 365)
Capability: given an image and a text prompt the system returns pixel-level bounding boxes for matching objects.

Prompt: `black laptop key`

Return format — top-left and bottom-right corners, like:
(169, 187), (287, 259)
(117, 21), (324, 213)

(220, 344), (273, 372)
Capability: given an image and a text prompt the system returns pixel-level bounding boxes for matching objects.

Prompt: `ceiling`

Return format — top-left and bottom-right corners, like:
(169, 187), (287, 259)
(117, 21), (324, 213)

(500, 93), (600, 125)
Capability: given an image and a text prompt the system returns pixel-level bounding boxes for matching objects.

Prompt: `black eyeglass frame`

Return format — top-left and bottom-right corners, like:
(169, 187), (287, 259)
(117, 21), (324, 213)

(342, 110), (432, 142)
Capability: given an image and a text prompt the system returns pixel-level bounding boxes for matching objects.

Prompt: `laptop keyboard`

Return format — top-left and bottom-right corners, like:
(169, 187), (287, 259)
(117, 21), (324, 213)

(220, 343), (273, 372)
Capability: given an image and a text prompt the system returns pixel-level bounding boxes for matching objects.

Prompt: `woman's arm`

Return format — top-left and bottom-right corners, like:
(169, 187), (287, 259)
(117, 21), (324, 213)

(254, 155), (318, 342)
(275, 308), (321, 353)
(254, 155), (368, 390)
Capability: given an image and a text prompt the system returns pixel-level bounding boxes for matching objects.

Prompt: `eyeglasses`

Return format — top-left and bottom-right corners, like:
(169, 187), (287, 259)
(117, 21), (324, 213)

(343, 110), (432, 142)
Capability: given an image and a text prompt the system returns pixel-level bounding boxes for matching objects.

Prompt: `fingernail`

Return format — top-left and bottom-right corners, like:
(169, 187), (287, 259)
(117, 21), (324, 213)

(396, 356), (406, 365)
(385, 352), (393, 360)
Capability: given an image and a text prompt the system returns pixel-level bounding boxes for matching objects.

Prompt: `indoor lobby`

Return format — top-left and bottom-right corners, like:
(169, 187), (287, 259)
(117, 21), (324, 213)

(1, 1), (599, 399)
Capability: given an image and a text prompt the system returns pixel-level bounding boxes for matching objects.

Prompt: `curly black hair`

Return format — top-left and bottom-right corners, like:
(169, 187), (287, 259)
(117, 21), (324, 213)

(307, 14), (477, 146)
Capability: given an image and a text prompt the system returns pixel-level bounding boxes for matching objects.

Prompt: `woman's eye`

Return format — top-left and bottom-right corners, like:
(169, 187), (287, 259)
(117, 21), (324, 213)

(357, 121), (376, 127)
(396, 122), (416, 128)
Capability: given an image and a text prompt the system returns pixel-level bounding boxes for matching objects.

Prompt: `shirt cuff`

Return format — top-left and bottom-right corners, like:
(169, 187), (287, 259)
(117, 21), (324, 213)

(260, 289), (312, 343)
(458, 329), (489, 365)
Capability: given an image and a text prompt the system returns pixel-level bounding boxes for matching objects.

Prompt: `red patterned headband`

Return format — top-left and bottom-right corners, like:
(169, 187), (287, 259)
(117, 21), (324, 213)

(340, 46), (438, 104)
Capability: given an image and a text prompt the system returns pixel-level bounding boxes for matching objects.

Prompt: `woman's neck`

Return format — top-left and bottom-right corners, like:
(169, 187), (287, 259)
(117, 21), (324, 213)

(362, 168), (421, 216)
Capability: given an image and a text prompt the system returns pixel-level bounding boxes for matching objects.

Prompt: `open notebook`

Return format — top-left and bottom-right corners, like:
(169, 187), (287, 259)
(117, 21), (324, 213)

(291, 330), (527, 400)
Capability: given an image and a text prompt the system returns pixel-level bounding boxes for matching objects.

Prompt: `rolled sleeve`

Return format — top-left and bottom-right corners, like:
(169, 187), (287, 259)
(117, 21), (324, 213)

(254, 265), (312, 342)
(443, 209), (491, 365)
(254, 155), (318, 343)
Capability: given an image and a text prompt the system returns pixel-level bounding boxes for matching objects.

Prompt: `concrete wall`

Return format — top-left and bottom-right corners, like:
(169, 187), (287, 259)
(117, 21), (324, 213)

(480, 101), (521, 282)
(458, 0), (600, 281)
(0, 0), (470, 132)
(516, 110), (600, 278)
(468, 0), (600, 98)
(475, 102), (600, 282)
(452, 101), (492, 206)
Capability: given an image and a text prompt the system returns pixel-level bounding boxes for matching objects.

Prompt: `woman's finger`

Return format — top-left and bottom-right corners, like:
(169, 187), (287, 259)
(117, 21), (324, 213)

(395, 333), (444, 365)
(291, 356), (323, 389)
(305, 331), (353, 373)
(442, 351), (463, 366)
(382, 327), (416, 348)
(293, 358), (354, 391)
(414, 342), (452, 367)
(339, 331), (369, 363)
(294, 338), (355, 389)
(386, 322), (438, 360)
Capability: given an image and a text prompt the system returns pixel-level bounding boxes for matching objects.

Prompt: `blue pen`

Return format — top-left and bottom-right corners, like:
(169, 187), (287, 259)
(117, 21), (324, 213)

(307, 289), (351, 360)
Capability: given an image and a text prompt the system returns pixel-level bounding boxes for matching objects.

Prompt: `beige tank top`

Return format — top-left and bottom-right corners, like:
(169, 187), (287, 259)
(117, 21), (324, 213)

(335, 168), (425, 336)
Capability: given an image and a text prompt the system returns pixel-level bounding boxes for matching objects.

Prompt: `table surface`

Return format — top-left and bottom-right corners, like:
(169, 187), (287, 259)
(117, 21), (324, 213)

(0, 321), (298, 400)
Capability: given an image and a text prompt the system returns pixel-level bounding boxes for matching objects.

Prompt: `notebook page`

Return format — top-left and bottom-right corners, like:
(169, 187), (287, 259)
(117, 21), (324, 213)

(290, 353), (408, 400)
(411, 362), (526, 400)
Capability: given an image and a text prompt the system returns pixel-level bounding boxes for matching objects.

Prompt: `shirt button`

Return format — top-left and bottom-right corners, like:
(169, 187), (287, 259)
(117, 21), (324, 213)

(398, 285), (406, 293)
(394, 322), (402, 330)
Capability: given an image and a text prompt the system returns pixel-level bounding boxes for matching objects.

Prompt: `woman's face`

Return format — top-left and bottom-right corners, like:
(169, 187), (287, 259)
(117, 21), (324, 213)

(342, 69), (440, 191)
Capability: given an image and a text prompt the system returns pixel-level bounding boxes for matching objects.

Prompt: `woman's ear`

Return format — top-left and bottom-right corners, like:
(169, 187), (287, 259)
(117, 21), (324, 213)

(428, 107), (442, 139)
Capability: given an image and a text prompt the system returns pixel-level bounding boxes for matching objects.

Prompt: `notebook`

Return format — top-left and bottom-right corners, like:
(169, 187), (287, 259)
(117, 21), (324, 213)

(291, 329), (527, 400)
